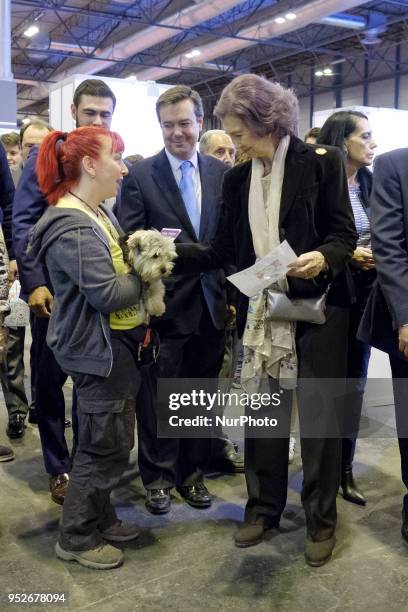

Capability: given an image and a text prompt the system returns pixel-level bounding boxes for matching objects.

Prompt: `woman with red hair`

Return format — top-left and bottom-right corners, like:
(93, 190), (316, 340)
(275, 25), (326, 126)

(30, 126), (145, 570)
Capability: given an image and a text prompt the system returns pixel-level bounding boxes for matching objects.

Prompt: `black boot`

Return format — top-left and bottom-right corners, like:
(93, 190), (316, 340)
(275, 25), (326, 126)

(341, 465), (366, 506)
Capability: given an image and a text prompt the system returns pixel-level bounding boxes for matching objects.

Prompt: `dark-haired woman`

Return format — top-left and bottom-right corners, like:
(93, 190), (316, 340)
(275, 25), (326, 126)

(317, 111), (377, 506)
(30, 127), (146, 570)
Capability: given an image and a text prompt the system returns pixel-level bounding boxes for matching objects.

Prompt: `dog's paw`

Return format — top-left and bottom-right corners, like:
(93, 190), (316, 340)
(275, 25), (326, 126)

(145, 298), (166, 316)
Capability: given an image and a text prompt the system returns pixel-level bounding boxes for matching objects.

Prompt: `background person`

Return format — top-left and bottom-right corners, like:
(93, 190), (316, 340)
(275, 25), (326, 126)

(199, 129), (236, 167)
(0, 128), (49, 440)
(0, 204), (12, 461)
(124, 154), (144, 166)
(317, 110), (377, 506)
(0, 140), (28, 442)
(359, 147), (408, 546)
(0, 132), (22, 185)
(304, 127), (321, 144)
(19, 120), (53, 163)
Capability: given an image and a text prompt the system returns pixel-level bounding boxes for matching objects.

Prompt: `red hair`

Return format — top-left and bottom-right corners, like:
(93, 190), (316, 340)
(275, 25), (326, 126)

(36, 126), (124, 205)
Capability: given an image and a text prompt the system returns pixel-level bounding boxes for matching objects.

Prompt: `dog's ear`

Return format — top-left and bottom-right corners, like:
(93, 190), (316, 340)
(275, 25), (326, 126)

(126, 231), (142, 251)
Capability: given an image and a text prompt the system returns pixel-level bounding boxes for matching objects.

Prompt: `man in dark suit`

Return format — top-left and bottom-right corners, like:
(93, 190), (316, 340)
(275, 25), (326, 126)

(118, 85), (232, 513)
(365, 148), (408, 544)
(13, 79), (117, 504)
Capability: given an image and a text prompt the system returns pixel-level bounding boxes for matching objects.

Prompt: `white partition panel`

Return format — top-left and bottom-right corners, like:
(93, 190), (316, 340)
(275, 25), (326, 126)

(313, 105), (408, 157)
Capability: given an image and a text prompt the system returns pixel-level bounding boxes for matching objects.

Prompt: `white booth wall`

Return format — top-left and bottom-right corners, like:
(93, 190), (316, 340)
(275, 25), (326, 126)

(49, 75), (170, 158)
(313, 105), (408, 158)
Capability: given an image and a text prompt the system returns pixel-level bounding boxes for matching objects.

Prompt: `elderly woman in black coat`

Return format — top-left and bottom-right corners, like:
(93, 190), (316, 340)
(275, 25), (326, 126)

(176, 74), (357, 567)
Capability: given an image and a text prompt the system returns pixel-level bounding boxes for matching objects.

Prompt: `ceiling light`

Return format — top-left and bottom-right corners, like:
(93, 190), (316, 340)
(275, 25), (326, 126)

(323, 67), (333, 75)
(285, 13), (297, 20)
(275, 17), (286, 24)
(24, 25), (39, 38)
(185, 49), (201, 59)
(315, 70), (324, 77)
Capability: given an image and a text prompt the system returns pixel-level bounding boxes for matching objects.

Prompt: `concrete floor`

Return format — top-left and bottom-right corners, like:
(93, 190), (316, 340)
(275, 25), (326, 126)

(1, 385), (408, 612)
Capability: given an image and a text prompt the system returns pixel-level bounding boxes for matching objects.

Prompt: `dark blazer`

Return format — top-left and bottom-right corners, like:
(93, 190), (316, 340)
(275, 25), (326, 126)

(117, 148), (227, 336)
(0, 143), (15, 259)
(348, 166), (376, 303)
(359, 148), (408, 359)
(12, 146), (50, 297)
(176, 136), (358, 337)
(357, 166), (372, 214)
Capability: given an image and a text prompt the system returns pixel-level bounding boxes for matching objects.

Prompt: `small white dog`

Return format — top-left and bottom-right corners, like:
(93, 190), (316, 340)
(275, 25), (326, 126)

(125, 229), (177, 317)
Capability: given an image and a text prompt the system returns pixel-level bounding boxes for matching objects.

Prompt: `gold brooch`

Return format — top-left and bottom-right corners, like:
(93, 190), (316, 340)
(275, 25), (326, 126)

(315, 147), (327, 155)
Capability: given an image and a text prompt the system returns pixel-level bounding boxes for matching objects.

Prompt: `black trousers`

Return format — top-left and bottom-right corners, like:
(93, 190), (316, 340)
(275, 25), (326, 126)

(342, 269), (374, 467)
(112, 327), (187, 490)
(0, 326), (29, 417)
(149, 302), (225, 488)
(244, 306), (348, 541)
(30, 315), (73, 475)
(134, 361), (180, 490)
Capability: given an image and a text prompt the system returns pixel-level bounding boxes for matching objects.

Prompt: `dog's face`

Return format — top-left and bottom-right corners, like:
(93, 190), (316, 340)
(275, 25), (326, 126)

(126, 230), (177, 282)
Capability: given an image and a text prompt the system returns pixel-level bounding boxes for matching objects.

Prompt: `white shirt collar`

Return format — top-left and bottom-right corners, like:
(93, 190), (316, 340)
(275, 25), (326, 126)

(165, 148), (198, 172)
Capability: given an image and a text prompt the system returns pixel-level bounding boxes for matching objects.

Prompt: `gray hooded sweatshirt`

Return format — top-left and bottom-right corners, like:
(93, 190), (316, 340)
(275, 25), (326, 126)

(29, 205), (142, 378)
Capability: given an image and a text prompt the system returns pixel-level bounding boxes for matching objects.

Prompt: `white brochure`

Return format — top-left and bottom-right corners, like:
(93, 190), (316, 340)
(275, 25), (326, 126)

(227, 240), (297, 297)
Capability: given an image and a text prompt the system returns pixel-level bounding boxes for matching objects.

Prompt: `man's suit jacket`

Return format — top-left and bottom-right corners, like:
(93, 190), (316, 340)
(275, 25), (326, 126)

(176, 136), (357, 337)
(0, 143), (15, 259)
(12, 146), (50, 298)
(370, 149), (408, 328)
(358, 148), (408, 360)
(117, 148), (227, 336)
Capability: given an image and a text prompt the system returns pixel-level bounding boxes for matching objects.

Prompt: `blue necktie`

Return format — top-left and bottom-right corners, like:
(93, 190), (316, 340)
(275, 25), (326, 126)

(179, 160), (200, 237)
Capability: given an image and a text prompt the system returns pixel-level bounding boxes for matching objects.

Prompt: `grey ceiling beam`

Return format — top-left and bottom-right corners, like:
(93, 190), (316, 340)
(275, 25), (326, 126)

(16, 0), (249, 110)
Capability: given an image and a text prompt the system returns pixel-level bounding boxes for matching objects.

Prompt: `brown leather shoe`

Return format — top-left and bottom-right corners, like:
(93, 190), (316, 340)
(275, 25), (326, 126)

(234, 516), (279, 548)
(49, 473), (70, 505)
(304, 535), (336, 567)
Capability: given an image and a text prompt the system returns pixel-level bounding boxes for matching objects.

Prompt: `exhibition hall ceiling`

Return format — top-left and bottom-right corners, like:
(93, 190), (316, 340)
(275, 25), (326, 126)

(10, 0), (408, 116)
